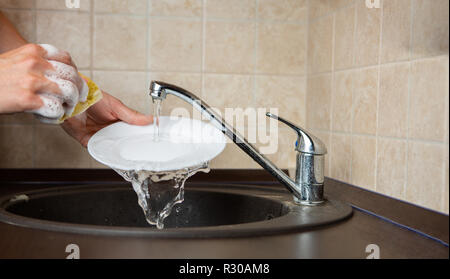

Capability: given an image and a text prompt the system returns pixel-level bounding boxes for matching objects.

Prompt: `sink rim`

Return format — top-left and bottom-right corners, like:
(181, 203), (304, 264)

(0, 184), (353, 238)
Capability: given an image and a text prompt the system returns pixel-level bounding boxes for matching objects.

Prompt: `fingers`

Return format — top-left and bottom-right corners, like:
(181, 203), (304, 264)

(25, 74), (61, 95)
(19, 92), (44, 111)
(39, 44), (77, 69)
(46, 60), (79, 86)
(46, 60), (88, 102)
(27, 74), (80, 116)
(46, 77), (80, 116)
(31, 94), (65, 119)
(113, 98), (153, 126)
(11, 44), (84, 96)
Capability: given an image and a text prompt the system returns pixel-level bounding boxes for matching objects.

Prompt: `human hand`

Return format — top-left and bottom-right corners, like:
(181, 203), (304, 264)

(61, 91), (153, 147)
(0, 44), (84, 116)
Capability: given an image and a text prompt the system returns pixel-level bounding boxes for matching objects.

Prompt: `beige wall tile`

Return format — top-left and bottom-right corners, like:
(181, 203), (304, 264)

(308, 15), (333, 74)
(149, 72), (202, 95)
(203, 74), (253, 113)
(0, 126), (33, 168)
(149, 18), (202, 72)
(2, 10), (35, 42)
(406, 141), (444, 211)
(93, 71), (148, 113)
(330, 133), (351, 182)
(354, 0), (381, 67)
(409, 57), (449, 141)
(205, 21), (255, 74)
(91, 157), (109, 168)
(36, 0), (90, 11)
(381, 0), (411, 63)
(203, 74), (253, 135)
(149, 0), (202, 17)
(257, 22), (306, 75)
(351, 135), (376, 190)
(352, 67), (378, 135)
(94, 0), (146, 14)
(0, 0), (34, 9)
(309, 0), (353, 20)
(250, 123), (296, 166)
(378, 63), (409, 138)
(376, 138), (407, 199)
(307, 74), (331, 130)
(334, 6), (355, 70)
(206, 0), (255, 19)
(446, 82), (449, 144)
(79, 70), (91, 78)
(442, 145), (449, 213)
(148, 72), (202, 117)
(210, 141), (260, 169)
(412, 0), (449, 58)
(332, 71), (353, 132)
(263, 128), (297, 168)
(309, 0), (332, 20)
(94, 15), (146, 70)
(35, 125), (91, 168)
(37, 11), (91, 68)
(256, 75), (306, 126)
(258, 0), (307, 21)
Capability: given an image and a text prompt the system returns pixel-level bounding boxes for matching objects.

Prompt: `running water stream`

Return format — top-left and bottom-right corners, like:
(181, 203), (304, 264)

(153, 99), (162, 141)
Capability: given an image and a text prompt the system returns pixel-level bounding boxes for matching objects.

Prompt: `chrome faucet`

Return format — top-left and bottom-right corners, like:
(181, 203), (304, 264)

(149, 81), (327, 205)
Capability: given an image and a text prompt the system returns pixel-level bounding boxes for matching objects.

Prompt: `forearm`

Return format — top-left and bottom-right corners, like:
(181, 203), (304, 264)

(0, 12), (28, 53)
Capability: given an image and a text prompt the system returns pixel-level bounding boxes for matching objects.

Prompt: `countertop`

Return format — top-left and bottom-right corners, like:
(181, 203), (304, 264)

(0, 169), (448, 259)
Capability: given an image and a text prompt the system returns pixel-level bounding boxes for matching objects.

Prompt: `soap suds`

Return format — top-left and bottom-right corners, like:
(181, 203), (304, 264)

(32, 93), (65, 121)
(46, 60), (88, 102)
(29, 44), (90, 124)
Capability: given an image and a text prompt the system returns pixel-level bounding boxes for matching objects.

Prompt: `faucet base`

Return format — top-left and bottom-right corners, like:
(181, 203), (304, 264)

(294, 198), (326, 206)
(291, 183), (324, 205)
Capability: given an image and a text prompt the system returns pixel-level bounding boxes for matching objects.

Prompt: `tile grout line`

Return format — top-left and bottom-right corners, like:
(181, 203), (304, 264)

(328, 130), (448, 146)
(32, 1), (37, 168)
(89, 0), (94, 79)
(79, 69), (310, 77)
(441, 58), (449, 211)
(145, 0), (151, 115)
(309, 53), (450, 76)
(349, 2), (358, 184)
(88, 0), (94, 168)
(304, 0), (310, 145)
(252, 0), (258, 110)
(405, 0), (415, 201)
(305, 0), (310, 131)
(374, 0), (385, 192)
(201, 0), (206, 100)
(328, 8), (336, 178)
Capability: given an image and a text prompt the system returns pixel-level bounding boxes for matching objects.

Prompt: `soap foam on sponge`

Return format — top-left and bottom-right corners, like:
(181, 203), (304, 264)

(35, 73), (103, 124)
(30, 44), (102, 124)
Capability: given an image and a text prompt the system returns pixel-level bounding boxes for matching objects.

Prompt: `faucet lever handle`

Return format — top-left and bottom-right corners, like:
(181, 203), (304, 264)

(266, 112), (327, 155)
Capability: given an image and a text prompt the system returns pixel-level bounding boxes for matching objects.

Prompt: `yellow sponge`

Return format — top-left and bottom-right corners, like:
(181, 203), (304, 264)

(58, 73), (103, 123)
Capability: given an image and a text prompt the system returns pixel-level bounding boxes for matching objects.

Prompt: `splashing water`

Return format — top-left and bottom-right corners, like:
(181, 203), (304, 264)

(115, 163), (210, 229)
(109, 98), (212, 229)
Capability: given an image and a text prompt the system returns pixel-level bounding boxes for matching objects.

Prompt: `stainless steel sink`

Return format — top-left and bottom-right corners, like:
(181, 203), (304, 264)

(0, 183), (352, 238)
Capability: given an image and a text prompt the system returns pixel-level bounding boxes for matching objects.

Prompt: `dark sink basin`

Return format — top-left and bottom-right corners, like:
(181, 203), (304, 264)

(0, 184), (352, 238)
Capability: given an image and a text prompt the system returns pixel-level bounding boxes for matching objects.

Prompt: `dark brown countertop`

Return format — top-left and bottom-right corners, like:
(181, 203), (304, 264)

(0, 169), (448, 259)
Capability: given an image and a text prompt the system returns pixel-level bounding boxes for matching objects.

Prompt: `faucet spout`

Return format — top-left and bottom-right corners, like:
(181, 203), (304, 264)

(149, 81), (325, 205)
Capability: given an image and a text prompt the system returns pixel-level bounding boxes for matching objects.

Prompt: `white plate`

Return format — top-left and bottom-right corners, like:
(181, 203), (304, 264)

(87, 116), (226, 172)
